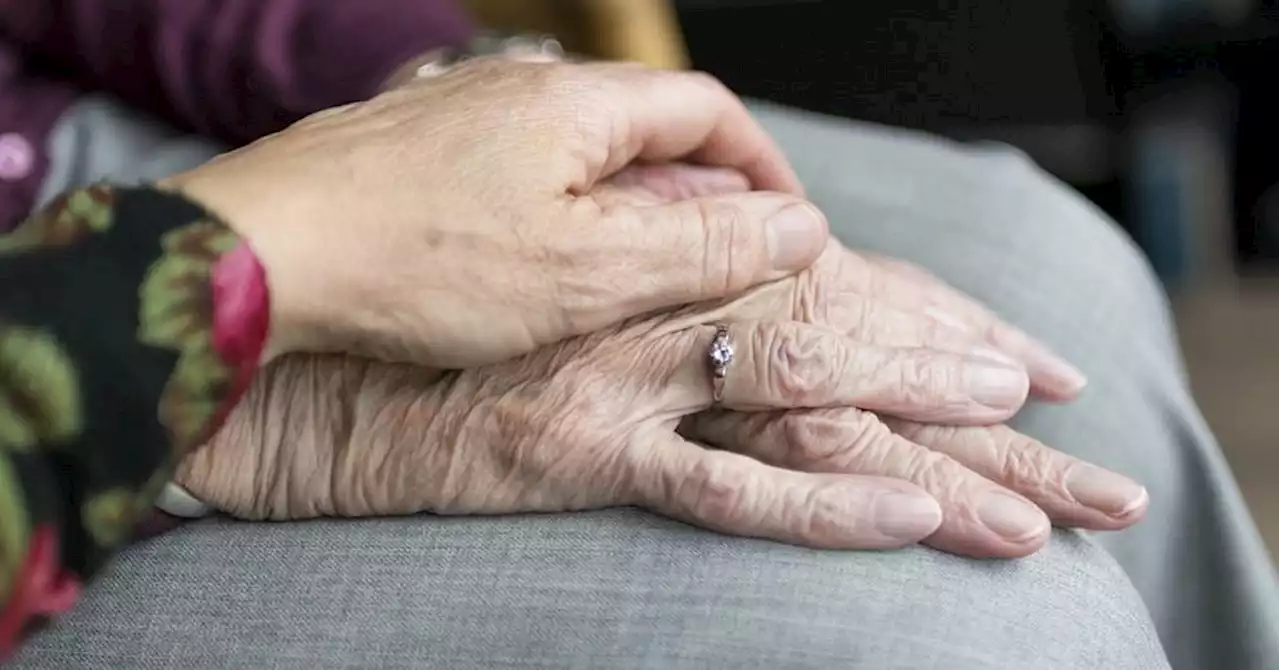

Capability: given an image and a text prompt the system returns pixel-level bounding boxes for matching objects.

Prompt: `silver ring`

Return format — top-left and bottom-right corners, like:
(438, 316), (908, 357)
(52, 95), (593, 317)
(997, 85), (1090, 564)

(708, 324), (734, 404)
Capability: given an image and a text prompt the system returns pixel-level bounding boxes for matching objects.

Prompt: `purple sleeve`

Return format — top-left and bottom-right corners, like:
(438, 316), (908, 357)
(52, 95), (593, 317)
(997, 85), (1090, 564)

(0, 0), (476, 144)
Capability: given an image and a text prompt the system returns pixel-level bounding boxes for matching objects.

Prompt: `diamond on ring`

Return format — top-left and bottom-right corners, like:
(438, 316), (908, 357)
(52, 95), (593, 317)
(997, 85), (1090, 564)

(708, 324), (733, 403)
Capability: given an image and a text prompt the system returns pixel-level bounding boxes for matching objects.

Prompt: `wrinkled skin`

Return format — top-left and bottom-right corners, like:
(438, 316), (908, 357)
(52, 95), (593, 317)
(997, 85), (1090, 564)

(180, 172), (1147, 557)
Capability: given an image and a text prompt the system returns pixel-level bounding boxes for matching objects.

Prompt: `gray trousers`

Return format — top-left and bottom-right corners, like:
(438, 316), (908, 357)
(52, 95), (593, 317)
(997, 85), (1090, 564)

(14, 97), (1277, 670)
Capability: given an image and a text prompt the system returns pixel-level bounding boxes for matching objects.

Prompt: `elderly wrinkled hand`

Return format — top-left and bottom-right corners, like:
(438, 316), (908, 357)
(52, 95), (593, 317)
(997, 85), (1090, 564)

(595, 164), (1146, 557)
(178, 221), (1146, 558)
(181, 315), (968, 551)
(685, 406), (1147, 558)
(684, 245), (1146, 556)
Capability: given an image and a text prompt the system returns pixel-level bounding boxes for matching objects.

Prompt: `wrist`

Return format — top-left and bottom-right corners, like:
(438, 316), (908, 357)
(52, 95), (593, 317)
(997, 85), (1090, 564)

(174, 354), (352, 520)
(321, 362), (453, 517)
(155, 173), (304, 363)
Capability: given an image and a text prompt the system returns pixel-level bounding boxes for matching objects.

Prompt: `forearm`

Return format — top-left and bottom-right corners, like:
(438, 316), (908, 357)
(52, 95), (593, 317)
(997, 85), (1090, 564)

(180, 354), (450, 520)
(0, 0), (476, 143)
(0, 185), (268, 655)
(179, 354), (367, 521)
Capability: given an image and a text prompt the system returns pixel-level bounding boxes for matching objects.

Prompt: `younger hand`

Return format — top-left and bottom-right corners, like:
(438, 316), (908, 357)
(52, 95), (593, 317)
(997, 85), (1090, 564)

(162, 60), (821, 368)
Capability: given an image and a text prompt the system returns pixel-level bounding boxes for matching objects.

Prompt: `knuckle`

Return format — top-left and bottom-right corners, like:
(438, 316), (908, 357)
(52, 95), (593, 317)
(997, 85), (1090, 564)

(760, 326), (836, 405)
(781, 409), (890, 470)
(696, 200), (765, 295)
(830, 412), (895, 467)
(901, 355), (959, 405)
(684, 453), (751, 522)
(784, 484), (827, 537)
(776, 410), (843, 466)
(790, 482), (824, 521)
(904, 450), (966, 500)
(996, 434), (1060, 487)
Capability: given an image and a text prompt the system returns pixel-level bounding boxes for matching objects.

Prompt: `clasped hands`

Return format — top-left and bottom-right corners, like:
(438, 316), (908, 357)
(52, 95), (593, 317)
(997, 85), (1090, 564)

(168, 59), (1147, 559)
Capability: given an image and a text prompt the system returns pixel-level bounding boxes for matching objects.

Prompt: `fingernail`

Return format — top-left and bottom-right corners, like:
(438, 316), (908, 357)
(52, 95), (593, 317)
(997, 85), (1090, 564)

(873, 493), (943, 540)
(1039, 351), (1088, 394)
(964, 360), (1030, 409)
(988, 326), (1087, 397)
(766, 203), (827, 271)
(978, 492), (1048, 542)
(1066, 465), (1148, 516)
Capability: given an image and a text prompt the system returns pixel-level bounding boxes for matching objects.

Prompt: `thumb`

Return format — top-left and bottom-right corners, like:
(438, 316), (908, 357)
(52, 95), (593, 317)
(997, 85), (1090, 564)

(627, 431), (941, 549)
(607, 192), (828, 309)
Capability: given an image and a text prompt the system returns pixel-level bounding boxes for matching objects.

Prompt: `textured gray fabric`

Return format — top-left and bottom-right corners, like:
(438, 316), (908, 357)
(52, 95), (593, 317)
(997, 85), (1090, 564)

(13, 93), (1265, 668)
(17, 513), (1166, 670)
(745, 101), (1279, 670)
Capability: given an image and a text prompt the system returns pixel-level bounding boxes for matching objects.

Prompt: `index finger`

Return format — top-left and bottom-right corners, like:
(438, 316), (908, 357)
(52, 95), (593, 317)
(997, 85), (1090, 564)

(575, 62), (803, 194)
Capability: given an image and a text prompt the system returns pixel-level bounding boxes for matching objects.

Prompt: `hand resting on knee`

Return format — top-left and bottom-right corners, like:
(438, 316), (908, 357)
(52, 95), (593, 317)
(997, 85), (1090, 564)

(182, 165), (1147, 559)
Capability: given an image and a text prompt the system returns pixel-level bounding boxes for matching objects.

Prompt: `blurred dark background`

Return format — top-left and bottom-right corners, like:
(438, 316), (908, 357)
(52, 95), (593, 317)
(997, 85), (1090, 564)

(674, 0), (1278, 284)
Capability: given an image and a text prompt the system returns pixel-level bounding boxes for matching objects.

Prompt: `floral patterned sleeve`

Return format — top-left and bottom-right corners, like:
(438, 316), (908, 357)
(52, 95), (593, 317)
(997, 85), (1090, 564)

(0, 185), (269, 656)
